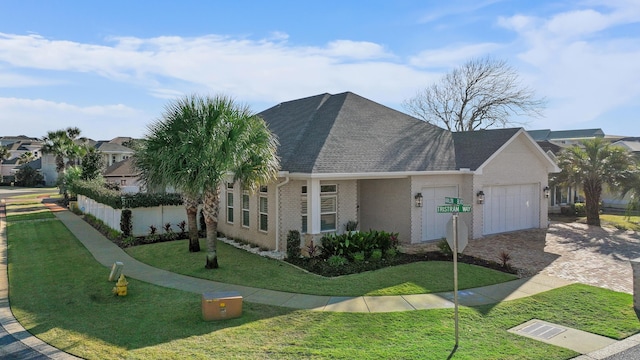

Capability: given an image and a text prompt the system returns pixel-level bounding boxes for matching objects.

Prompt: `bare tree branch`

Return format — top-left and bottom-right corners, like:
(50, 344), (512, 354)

(403, 56), (546, 131)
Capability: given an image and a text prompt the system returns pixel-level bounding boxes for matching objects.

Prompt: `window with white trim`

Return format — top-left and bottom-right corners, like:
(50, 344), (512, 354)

(301, 195), (307, 234)
(300, 184), (337, 233)
(226, 183), (234, 224)
(242, 191), (250, 228)
(259, 186), (268, 232)
(320, 184), (337, 232)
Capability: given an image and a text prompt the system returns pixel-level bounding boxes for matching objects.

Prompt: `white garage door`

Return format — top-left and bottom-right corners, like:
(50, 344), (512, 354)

(483, 184), (539, 235)
(422, 186), (458, 241)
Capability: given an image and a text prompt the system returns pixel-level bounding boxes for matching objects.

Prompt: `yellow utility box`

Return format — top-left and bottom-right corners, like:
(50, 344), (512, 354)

(202, 291), (243, 321)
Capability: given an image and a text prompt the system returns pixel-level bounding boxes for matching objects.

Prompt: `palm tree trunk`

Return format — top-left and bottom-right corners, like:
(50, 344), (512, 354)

(184, 195), (200, 252)
(583, 179), (602, 226)
(203, 187), (220, 269)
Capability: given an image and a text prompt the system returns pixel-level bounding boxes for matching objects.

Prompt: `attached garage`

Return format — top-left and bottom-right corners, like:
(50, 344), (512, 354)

(483, 184), (539, 235)
(422, 186), (458, 241)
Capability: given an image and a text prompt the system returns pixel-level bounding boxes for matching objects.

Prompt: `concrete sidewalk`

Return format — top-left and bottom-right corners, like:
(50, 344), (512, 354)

(53, 209), (572, 312)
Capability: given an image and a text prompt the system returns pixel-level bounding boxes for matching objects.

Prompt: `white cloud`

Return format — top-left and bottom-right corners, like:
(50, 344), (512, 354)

(409, 43), (503, 68)
(0, 97), (149, 140)
(498, 2), (640, 128)
(0, 32), (431, 105)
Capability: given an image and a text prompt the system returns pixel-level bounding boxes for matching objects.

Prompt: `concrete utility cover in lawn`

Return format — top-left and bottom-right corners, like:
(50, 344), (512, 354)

(446, 218), (468, 252)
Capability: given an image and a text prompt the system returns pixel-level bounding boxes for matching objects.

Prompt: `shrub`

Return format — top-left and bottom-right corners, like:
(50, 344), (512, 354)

(163, 222), (177, 241)
(499, 251), (512, 268)
(15, 165), (44, 187)
(286, 230), (301, 259)
(385, 247), (398, 260)
(345, 220), (358, 231)
(573, 203), (586, 216)
(327, 255), (347, 267)
(320, 230), (399, 260)
(437, 238), (453, 257)
(177, 220), (187, 236)
(353, 251), (365, 263)
(122, 236), (137, 247)
(120, 209), (133, 237)
(306, 240), (320, 258)
(369, 249), (382, 262)
(145, 225), (159, 243)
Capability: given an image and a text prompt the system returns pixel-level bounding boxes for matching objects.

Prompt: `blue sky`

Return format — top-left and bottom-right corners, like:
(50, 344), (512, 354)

(1, 0), (639, 140)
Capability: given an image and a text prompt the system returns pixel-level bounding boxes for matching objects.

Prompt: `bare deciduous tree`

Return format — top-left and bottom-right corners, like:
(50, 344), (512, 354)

(403, 56), (546, 131)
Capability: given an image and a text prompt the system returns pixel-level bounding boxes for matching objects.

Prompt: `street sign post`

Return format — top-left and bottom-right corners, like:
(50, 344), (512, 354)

(436, 196), (471, 348)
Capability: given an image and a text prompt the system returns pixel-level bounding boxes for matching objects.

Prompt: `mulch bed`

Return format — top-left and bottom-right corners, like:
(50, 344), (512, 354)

(286, 251), (518, 278)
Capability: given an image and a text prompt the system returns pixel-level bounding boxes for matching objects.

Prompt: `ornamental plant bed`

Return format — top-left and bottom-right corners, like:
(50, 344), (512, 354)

(286, 251), (518, 277)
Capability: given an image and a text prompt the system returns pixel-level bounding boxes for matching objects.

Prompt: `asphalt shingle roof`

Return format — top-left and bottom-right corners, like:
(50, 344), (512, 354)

(452, 128), (521, 170)
(259, 92), (518, 174)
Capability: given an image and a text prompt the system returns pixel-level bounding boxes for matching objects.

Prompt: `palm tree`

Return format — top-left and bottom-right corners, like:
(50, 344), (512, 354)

(42, 127), (85, 175)
(18, 151), (36, 165)
(142, 94), (280, 268)
(554, 138), (636, 226)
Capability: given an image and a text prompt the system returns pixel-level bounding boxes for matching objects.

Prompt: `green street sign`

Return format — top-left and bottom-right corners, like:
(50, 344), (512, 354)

(445, 197), (463, 205)
(437, 204), (472, 213)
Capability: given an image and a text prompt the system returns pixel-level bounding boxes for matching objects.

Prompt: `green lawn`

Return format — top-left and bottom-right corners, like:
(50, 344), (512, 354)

(125, 239), (517, 296)
(7, 216), (640, 359)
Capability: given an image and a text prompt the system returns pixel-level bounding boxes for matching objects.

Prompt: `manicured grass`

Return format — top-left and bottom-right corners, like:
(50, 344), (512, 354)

(600, 214), (640, 232)
(125, 239), (517, 296)
(7, 216), (640, 359)
(5, 199), (56, 221)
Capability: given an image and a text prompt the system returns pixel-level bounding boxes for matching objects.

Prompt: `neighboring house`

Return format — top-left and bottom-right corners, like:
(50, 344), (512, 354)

(87, 140), (134, 167)
(528, 128), (607, 146)
(103, 158), (142, 193)
(529, 130), (639, 212)
(217, 92), (559, 252)
(39, 138), (136, 186)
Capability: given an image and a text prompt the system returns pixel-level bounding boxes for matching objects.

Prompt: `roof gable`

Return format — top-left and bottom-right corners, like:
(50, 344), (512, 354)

(452, 128), (521, 170)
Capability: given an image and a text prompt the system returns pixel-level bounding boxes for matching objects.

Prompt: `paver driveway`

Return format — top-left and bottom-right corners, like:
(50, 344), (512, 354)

(463, 221), (640, 294)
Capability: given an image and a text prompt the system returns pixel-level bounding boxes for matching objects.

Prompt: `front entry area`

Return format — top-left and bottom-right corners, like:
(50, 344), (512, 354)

(421, 186), (458, 241)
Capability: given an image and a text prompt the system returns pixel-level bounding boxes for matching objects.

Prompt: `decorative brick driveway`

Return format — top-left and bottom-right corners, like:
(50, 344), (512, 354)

(403, 222), (640, 294)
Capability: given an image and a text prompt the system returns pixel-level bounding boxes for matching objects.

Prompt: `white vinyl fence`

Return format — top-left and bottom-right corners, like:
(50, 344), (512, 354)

(77, 194), (198, 236)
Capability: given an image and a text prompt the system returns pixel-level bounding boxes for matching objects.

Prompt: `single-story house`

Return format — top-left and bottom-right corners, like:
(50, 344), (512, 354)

(217, 92), (560, 252)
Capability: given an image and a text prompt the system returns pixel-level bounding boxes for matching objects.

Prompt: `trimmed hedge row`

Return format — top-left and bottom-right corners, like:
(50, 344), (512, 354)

(70, 180), (183, 209)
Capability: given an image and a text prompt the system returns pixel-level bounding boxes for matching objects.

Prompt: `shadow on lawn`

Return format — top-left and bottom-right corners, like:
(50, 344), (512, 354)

(18, 281), (298, 352)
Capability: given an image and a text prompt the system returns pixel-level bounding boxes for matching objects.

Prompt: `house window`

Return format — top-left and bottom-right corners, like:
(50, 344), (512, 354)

(320, 184), (337, 232)
(226, 183), (234, 224)
(111, 155), (116, 164)
(301, 184), (337, 233)
(259, 189), (268, 232)
(301, 196), (307, 234)
(242, 191), (250, 228)
(120, 179), (126, 186)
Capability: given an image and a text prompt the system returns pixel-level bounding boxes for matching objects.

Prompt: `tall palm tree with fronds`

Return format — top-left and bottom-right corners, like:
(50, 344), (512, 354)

(41, 127), (86, 176)
(141, 94), (280, 268)
(554, 138), (636, 226)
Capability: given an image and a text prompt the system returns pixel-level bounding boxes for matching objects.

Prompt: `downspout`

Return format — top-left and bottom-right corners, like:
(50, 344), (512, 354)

(275, 176), (290, 252)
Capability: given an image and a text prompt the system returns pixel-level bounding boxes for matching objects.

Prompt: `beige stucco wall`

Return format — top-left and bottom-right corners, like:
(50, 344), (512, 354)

(359, 178), (411, 244)
(409, 174), (471, 244)
(473, 133), (550, 237)
(217, 180), (276, 250)
(217, 178), (359, 252)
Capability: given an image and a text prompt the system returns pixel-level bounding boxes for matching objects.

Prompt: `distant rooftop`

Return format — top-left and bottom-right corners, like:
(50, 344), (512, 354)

(527, 128), (605, 142)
